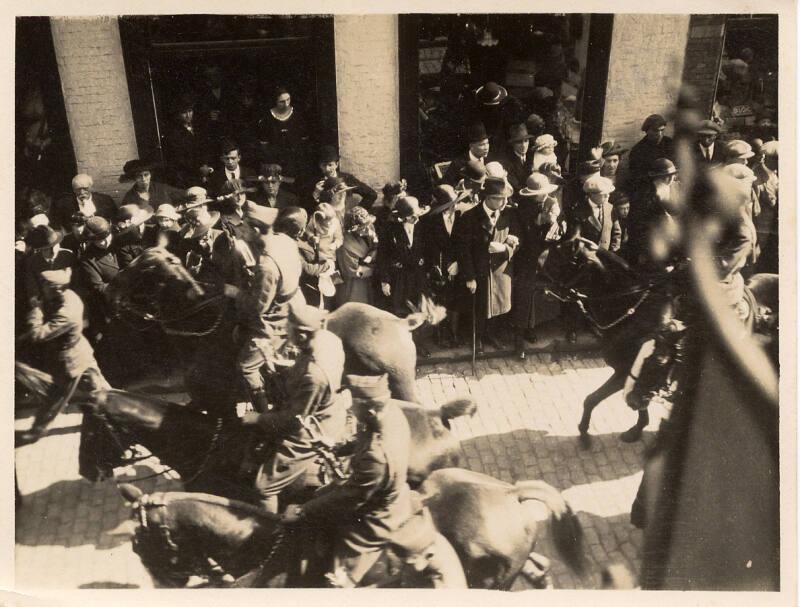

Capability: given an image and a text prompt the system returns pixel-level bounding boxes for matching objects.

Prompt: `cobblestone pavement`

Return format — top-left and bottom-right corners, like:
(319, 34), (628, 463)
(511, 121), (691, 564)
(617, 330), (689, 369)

(15, 351), (668, 590)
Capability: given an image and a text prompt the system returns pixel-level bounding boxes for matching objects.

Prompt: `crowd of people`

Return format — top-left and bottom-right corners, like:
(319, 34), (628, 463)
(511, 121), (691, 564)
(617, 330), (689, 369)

(14, 79), (779, 588)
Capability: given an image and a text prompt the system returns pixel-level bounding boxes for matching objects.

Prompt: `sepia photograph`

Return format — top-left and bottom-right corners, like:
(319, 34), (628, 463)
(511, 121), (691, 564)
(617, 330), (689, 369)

(9, 3), (794, 603)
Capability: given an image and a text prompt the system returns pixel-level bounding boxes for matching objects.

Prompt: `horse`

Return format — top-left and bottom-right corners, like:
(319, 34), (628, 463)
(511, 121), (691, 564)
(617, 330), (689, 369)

(15, 360), (475, 494)
(115, 467), (585, 590)
(106, 247), (448, 409)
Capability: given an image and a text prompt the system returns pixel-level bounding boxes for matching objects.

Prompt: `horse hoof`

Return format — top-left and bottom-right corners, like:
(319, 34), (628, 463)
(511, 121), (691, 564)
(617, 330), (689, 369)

(619, 427), (643, 443)
(578, 432), (592, 450)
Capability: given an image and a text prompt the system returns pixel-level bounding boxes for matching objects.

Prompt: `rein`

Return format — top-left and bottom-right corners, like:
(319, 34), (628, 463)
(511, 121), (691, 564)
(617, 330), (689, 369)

(117, 292), (227, 338)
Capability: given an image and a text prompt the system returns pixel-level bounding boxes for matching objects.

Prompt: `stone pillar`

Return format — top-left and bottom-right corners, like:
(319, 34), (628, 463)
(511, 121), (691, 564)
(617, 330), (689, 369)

(601, 15), (691, 170)
(333, 15), (400, 193)
(50, 17), (138, 199)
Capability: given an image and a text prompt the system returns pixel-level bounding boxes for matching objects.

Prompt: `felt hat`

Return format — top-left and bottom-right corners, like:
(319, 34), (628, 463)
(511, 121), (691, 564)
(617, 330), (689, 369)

(220, 178), (249, 196)
(274, 206), (308, 238)
(344, 205), (376, 232)
(84, 217), (112, 242)
(429, 184), (469, 215)
(288, 300), (324, 332)
(466, 122), (489, 144)
(519, 173), (559, 197)
(28, 225), (62, 250)
(259, 163), (284, 182)
(117, 204), (154, 225)
(507, 123), (534, 143)
(345, 373), (391, 404)
(382, 179), (407, 198)
(185, 186), (209, 203)
(577, 159), (603, 177)
(610, 191), (631, 207)
(697, 120), (722, 136)
(247, 204), (279, 233)
(318, 145), (340, 164)
(39, 269), (71, 288)
(538, 161), (566, 185)
(647, 158), (678, 178)
(183, 207), (220, 238)
(600, 140), (628, 158)
(525, 113), (546, 135)
(641, 114), (667, 132)
(533, 134), (557, 151)
(120, 158), (158, 182)
(724, 140), (755, 161)
(393, 196), (430, 220)
(475, 82), (507, 106)
(155, 204), (181, 222)
(483, 176), (513, 198)
(461, 160), (487, 183)
(583, 175), (616, 195)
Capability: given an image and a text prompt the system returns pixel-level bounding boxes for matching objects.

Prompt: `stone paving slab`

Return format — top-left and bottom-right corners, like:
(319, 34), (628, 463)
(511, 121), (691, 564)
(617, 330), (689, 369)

(15, 351), (667, 590)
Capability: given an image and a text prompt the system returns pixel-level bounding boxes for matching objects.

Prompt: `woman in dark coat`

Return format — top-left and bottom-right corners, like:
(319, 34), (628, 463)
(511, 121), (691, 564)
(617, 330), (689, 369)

(257, 86), (311, 186)
(511, 173), (562, 355)
(421, 185), (468, 347)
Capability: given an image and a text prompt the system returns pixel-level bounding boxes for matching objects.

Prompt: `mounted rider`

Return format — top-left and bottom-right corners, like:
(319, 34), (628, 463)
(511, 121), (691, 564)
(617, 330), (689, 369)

(17, 268), (110, 444)
(242, 300), (349, 513)
(280, 373), (466, 588)
(223, 203), (303, 413)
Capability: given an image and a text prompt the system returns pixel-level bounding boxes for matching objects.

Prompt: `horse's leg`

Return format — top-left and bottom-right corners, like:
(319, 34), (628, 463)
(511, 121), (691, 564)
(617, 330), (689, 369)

(619, 408), (650, 443)
(578, 369), (626, 448)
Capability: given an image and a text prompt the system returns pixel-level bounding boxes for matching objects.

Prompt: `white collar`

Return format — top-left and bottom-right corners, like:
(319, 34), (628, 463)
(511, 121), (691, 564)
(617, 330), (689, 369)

(469, 150), (486, 164)
(483, 202), (500, 220)
(271, 107), (293, 122)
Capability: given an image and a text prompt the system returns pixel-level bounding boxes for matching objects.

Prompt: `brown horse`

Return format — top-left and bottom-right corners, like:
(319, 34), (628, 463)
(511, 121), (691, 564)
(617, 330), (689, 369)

(115, 467), (585, 589)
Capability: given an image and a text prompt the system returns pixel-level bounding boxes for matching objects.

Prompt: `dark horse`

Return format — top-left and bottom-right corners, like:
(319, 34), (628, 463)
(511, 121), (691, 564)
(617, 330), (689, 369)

(13, 361), (477, 495)
(537, 238), (679, 444)
(116, 467), (585, 590)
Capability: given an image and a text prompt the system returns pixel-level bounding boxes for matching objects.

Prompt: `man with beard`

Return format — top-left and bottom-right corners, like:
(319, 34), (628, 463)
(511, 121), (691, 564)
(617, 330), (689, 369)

(50, 174), (117, 232)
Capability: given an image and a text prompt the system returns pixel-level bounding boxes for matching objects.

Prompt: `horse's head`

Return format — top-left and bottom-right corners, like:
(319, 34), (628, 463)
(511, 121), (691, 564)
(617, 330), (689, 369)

(537, 237), (619, 299)
(107, 248), (206, 323)
(118, 486), (281, 587)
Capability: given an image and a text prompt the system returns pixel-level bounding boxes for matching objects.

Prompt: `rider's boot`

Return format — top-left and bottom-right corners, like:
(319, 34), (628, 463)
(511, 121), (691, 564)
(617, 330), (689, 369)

(619, 409), (649, 443)
(249, 389), (270, 414)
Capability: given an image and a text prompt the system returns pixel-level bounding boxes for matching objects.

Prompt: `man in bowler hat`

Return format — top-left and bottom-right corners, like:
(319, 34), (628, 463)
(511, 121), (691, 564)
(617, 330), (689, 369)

(443, 122), (495, 187)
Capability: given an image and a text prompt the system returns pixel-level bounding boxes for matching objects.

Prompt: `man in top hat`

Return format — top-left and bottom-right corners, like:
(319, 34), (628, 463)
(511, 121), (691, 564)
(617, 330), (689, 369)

(76, 216), (119, 344)
(51, 173), (117, 232)
(161, 93), (214, 189)
(23, 225), (77, 308)
(627, 114), (675, 198)
(443, 122), (494, 187)
(422, 185), (470, 347)
(694, 120), (724, 166)
(378, 196), (431, 325)
(308, 145), (377, 211)
(599, 141), (629, 187)
(17, 268), (111, 444)
(512, 173), (562, 353)
(113, 204), (154, 269)
(252, 163), (299, 211)
(281, 373), (457, 588)
(243, 300), (349, 513)
(206, 138), (256, 200)
(499, 123), (535, 194)
(120, 158), (182, 209)
(454, 176), (521, 353)
(224, 203), (301, 414)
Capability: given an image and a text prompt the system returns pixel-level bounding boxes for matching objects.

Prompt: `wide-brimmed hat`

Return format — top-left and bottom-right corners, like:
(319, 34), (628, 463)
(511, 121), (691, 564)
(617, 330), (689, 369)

(583, 175), (616, 195)
(393, 196), (429, 220)
(485, 161), (507, 180)
(344, 205), (376, 232)
(467, 122), (489, 144)
(610, 191), (631, 207)
(641, 114), (667, 132)
(519, 173), (559, 197)
(220, 178), (249, 196)
(538, 161), (566, 185)
(429, 184), (469, 215)
(117, 204), (154, 225)
(120, 158), (159, 182)
(577, 159), (603, 177)
(507, 123), (534, 143)
(533, 134), (557, 151)
(461, 160), (487, 183)
(346, 373), (391, 404)
(84, 216), (112, 242)
(724, 140), (755, 161)
(648, 158), (678, 178)
(600, 140), (628, 158)
(185, 186), (209, 203)
(697, 120), (722, 136)
(29, 225), (62, 250)
(475, 82), (507, 106)
(183, 208), (220, 238)
(259, 163), (283, 183)
(155, 204), (181, 222)
(246, 204), (279, 233)
(319, 176), (356, 203)
(39, 269), (71, 288)
(318, 145), (340, 164)
(483, 176), (513, 198)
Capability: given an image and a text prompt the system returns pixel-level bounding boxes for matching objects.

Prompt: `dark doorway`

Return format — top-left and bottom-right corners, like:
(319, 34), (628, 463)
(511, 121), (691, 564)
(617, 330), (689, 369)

(15, 17), (77, 208)
(118, 15), (338, 174)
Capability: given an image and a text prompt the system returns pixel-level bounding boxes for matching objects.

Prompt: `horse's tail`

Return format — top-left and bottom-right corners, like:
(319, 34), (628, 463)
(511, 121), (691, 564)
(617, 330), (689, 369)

(405, 295), (447, 331)
(514, 480), (586, 575)
(440, 398), (478, 429)
(15, 361), (55, 400)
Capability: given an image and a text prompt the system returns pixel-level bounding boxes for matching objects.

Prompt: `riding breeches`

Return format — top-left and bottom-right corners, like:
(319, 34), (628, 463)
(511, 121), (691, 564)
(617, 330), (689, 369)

(237, 336), (282, 393)
(32, 366), (110, 431)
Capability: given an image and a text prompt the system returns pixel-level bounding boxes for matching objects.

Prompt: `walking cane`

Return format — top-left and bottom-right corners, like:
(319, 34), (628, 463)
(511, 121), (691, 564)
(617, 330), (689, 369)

(471, 290), (477, 376)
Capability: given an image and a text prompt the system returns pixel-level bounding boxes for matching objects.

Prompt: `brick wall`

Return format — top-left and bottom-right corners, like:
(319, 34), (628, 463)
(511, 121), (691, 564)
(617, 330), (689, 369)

(601, 15), (690, 173)
(50, 17), (138, 200)
(333, 15), (400, 193)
